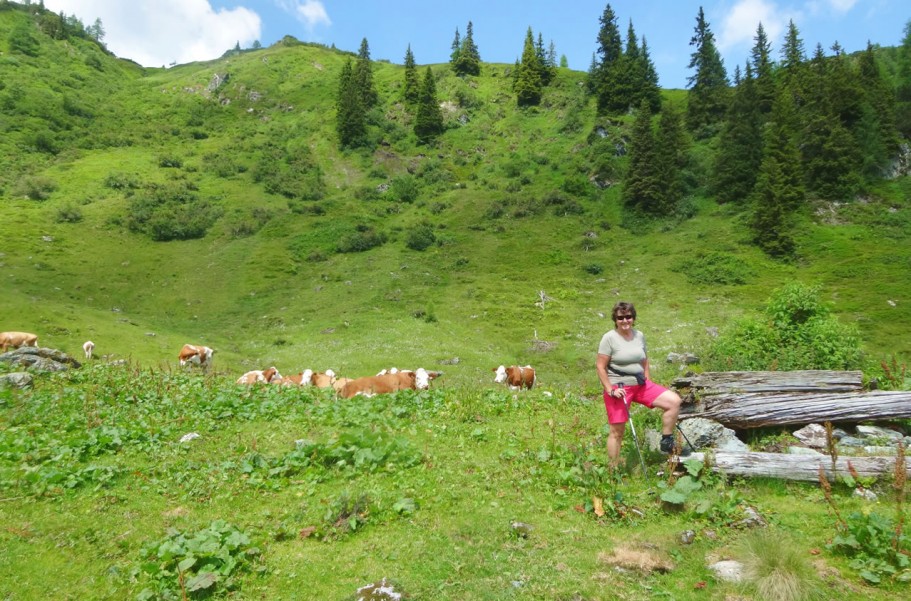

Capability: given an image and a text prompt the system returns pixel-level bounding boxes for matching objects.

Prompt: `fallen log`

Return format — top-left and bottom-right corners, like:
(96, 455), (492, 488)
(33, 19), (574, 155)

(679, 390), (911, 428)
(685, 451), (909, 482)
(672, 370), (864, 400)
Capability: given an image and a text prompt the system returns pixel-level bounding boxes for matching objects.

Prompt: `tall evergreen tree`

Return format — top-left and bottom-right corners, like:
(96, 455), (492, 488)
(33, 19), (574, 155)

(453, 21), (481, 76)
(778, 20), (806, 100)
(896, 19), (911, 137)
(335, 59), (366, 148)
(623, 101), (663, 214)
(587, 3), (625, 113)
(654, 102), (688, 213)
(514, 28), (544, 106)
(750, 92), (804, 257)
(403, 44), (419, 105)
(354, 38), (378, 109)
(713, 63), (764, 204)
(414, 67), (443, 143)
(686, 6), (729, 135)
(639, 36), (662, 112)
(450, 27), (461, 65)
(857, 42), (899, 171)
(750, 23), (775, 114)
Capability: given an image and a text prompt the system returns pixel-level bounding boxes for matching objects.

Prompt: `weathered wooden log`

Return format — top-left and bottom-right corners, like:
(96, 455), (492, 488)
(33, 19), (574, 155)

(679, 390), (911, 428)
(686, 451), (910, 482)
(672, 370), (864, 399)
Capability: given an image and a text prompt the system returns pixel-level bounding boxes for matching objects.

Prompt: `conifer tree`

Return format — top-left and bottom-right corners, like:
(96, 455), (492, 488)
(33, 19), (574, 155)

(336, 59), (366, 148)
(857, 42), (899, 171)
(354, 38), (378, 109)
(587, 3), (624, 113)
(750, 91), (804, 257)
(414, 67), (443, 143)
(713, 63), (763, 204)
(639, 36), (662, 113)
(623, 101), (662, 214)
(655, 102), (688, 213)
(515, 28), (544, 106)
(453, 21), (481, 76)
(450, 28), (461, 65)
(403, 44), (419, 105)
(896, 19), (911, 137)
(750, 23), (775, 114)
(686, 6), (729, 135)
(779, 20), (806, 101)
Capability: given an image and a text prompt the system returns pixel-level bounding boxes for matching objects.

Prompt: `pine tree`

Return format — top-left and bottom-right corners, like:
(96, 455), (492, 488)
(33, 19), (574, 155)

(750, 92), (804, 257)
(514, 28), (544, 106)
(414, 67), (443, 143)
(623, 101), (663, 214)
(450, 27), (461, 65)
(713, 63), (764, 204)
(778, 20), (806, 101)
(453, 21), (481, 76)
(354, 38), (378, 109)
(335, 59), (366, 148)
(403, 44), (419, 105)
(896, 19), (911, 137)
(686, 6), (729, 135)
(655, 102), (688, 213)
(639, 36), (662, 113)
(587, 3), (625, 113)
(750, 23), (775, 114)
(857, 42), (899, 173)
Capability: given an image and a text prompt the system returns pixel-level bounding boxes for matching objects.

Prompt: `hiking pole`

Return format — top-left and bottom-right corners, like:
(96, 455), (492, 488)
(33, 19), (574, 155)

(619, 383), (648, 481)
(675, 422), (696, 455)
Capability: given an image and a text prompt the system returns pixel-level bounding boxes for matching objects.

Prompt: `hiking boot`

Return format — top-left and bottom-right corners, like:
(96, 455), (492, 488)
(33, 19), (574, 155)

(659, 435), (675, 454)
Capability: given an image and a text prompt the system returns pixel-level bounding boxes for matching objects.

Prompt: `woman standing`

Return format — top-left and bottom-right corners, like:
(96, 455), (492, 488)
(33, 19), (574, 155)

(596, 301), (682, 466)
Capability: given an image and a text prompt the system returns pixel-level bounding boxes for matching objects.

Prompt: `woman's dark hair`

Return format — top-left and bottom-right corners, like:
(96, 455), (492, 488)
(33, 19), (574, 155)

(611, 301), (637, 321)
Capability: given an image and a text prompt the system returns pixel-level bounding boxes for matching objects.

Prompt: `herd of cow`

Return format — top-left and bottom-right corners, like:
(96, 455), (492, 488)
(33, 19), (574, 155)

(1, 334), (537, 397)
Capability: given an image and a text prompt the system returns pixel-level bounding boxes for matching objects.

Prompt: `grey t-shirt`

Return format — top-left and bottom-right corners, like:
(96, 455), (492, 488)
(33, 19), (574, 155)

(598, 329), (647, 386)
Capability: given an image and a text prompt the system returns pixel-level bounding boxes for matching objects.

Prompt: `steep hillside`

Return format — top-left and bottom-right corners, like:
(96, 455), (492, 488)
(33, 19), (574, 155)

(1, 7), (909, 385)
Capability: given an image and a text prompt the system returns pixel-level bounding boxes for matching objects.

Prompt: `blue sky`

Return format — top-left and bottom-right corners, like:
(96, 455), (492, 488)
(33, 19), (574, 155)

(44, 1), (909, 89)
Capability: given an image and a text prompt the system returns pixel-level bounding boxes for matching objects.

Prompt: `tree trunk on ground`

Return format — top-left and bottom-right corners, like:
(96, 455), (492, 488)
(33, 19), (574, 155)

(685, 451), (909, 482)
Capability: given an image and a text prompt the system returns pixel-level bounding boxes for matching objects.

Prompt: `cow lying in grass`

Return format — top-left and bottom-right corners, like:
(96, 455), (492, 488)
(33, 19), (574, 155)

(339, 368), (440, 398)
(0, 331), (39, 353)
(236, 367), (281, 384)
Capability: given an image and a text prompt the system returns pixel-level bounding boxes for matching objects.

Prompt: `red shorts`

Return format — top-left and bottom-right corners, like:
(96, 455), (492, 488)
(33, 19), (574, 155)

(603, 380), (670, 424)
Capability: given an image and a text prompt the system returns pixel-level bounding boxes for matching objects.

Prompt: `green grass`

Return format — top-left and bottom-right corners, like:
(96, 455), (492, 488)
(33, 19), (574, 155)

(1, 366), (907, 600)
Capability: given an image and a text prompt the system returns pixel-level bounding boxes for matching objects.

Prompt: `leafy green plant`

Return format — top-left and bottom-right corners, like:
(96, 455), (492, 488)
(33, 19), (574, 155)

(337, 228), (386, 253)
(678, 251), (755, 285)
(828, 511), (911, 584)
(136, 520), (261, 600)
(405, 223), (436, 251)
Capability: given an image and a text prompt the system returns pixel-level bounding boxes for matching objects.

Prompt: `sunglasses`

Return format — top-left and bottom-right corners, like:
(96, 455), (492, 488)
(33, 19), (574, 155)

(615, 315), (635, 321)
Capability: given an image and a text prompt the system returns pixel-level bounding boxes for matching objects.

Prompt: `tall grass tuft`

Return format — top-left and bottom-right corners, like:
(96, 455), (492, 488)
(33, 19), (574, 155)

(736, 529), (824, 601)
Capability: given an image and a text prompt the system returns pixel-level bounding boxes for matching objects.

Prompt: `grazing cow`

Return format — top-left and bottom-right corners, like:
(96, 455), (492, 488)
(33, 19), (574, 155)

(340, 368), (434, 399)
(0, 331), (39, 353)
(493, 365), (535, 390)
(178, 344), (215, 369)
(310, 369), (337, 388)
(332, 377), (353, 394)
(236, 367), (281, 385)
(83, 340), (95, 360)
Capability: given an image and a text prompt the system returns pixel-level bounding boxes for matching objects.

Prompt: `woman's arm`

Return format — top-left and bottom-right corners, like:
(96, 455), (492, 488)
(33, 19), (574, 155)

(597, 353), (615, 394)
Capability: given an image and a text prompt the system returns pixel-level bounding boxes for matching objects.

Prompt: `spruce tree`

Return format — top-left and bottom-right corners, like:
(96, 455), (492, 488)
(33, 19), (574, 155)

(655, 102), (688, 214)
(623, 101), (663, 214)
(335, 59), (366, 148)
(896, 19), (911, 137)
(713, 63), (764, 204)
(453, 21), (481, 76)
(450, 28), (461, 65)
(857, 42), (899, 172)
(515, 28), (544, 106)
(779, 20), (806, 101)
(686, 6), (729, 135)
(414, 67), (443, 143)
(403, 44), (419, 105)
(639, 36), (662, 113)
(750, 92), (804, 257)
(354, 38), (378, 109)
(750, 23), (775, 115)
(587, 3), (625, 113)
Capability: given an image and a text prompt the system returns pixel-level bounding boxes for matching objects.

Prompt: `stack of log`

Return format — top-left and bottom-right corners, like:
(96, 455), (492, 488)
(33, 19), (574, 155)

(670, 370), (911, 481)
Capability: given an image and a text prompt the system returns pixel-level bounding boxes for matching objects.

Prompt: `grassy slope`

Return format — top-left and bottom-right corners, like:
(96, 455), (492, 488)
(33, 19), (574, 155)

(1, 12), (910, 388)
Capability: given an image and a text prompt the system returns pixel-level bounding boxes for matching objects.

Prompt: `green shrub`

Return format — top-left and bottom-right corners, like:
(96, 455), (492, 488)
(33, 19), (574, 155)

(337, 228), (386, 253)
(126, 181), (222, 241)
(703, 283), (863, 371)
(55, 204), (83, 223)
(157, 155), (183, 168)
(15, 175), (57, 200)
(104, 172), (141, 190)
(583, 263), (603, 275)
(679, 251), (755, 286)
(390, 175), (420, 203)
(405, 223), (436, 251)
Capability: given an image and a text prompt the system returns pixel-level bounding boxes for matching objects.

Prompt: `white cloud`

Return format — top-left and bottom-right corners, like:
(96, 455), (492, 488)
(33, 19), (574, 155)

(43, 0), (261, 68)
(276, 0), (331, 30)
(826, 0), (858, 12)
(717, 0), (790, 51)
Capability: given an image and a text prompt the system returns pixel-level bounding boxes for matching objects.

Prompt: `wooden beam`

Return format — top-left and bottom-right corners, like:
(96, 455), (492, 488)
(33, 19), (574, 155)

(685, 451), (909, 482)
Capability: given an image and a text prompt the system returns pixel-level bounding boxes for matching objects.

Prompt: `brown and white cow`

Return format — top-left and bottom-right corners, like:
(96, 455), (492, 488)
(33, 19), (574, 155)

(279, 369), (314, 386)
(178, 344), (215, 369)
(310, 369), (337, 388)
(339, 368), (435, 399)
(236, 367), (281, 385)
(83, 340), (95, 360)
(0, 331), (39, 353)
(493, 365), (535, 390)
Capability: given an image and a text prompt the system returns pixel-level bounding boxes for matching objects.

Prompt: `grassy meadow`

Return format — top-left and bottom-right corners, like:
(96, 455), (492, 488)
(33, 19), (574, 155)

(2, 6), (911, 599)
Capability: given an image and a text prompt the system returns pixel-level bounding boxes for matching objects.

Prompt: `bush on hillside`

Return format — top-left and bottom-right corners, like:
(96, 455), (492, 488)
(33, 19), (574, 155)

(14, 175), (57, 200)
(126, 181), (222, 241)
(337, 227), (386, 253)
(703, 282), (863, 371)
(678, 252), (755, 286)
(405, 223), (436, 251)
(389, 175), (419, 203)
(55, 203), (83, 223)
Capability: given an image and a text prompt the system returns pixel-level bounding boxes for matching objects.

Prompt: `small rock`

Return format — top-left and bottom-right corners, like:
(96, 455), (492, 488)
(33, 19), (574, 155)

(510, 521), (533, 538)
(709, 560), (744, 583)
(680, 530), (696, 544)
(179, 432), (201, 443)
(787, 446), (824, 456)
(854, 488), (878, 502)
